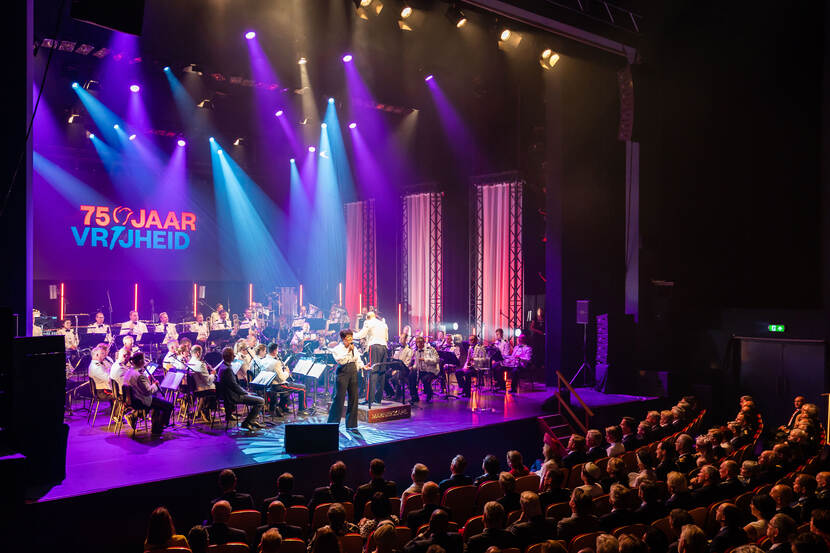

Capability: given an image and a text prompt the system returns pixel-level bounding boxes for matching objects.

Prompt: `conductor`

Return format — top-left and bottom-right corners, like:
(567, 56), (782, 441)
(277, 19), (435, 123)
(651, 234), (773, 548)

(327, 328), (364, 430)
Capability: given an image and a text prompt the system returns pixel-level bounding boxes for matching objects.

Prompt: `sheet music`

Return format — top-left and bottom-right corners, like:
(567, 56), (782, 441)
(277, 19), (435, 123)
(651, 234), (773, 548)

(293, 358), (314, 375)
(307, 362), (327, 379)
(251, 371), (277, 386)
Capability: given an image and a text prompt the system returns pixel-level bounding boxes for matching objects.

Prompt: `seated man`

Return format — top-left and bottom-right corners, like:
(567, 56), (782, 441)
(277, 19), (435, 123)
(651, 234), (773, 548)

(556, 488), (600, 544)
(391, 336), (416, 403)
(403, 509), (463, 553)
(123, 352), (173, 436)
(710, 504), (748, 553)
(586, 429), (607, 462)
(496, 471), (521, 514)
(410, 336), (440, 403)
(465, 501), (514, 553)
(456, 335), (488, 398)
(600, 484), (636, 531)
(407, 482), (450, 533)
(354, 458), (398, 516)
(309, 461), (356, 513)
(206, 500), (248, 545)
(263, 472), (307, 510)
(88, 343), (113, 400)
(217, 346), (265, 431)
(561, 435), (589, 470)
(265, 342), (306, 415)
(257, 501), (304, 544)
(439, 455), (474, 494)
(403, 463), (430, 501)
(497, 334), (532, 393)
(212, 468), (255, 512)
(475, 455), (502, 487)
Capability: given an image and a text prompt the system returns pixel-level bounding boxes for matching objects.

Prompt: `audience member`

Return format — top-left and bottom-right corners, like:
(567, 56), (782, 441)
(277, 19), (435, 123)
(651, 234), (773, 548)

(586, 430), (607, 461)
(766, 513), (797, 553)
(690, 465), (719, 507)
(507, 491), (557, 548)
(557, 488), (600, 543)
(475, 455), (502, 487)
(675, 435), (696, 474)
(620, 534), (649, 553)
(308, 461), (355, 513)
(257, 501), (304, 544)
(602, 457), (629, 493)
(407, 482), (450, 532)
(709, 503), (748, 553)
(206, 501), (248, 545)
(656, 441), (678, 481)
(667, 510), (694, 553)
(743, 494), (776, 542)
(716, 461), (742, 500)
(359, 492), (400, 540)
(439, 455), (474, 494)
(309, 527), (342, 553)
(596, 534), (620, 553)
(791, 532), (829, 553)
(496, 472), (521, 513)
(212, 469), (255, 512)
(144, 506), (189, 552)
(600, 484), (636, 531)
(666, 472), (693, 511)
(539, 540), (568, 553)
(187, 526), (208, 553)
(644, 526), (670, 553)
(260, 528), (283, 553)
(465, 502), (514, 553)
(606, 426), (625, 457)
(404, 509), (462, 553)
(636, 480), (667, 523)
(678, 525), (707, 553)
(404, 463), (431, 500)
(355, 459), (398, 515)
(771, 485), (798, 519)
(562, 435), (589, 469)
(539, 467), (571, 509)
(739, 461), (761, 491)
(630, 450), (658, 488)
(811, 510), (830, 551)
(577, 463), (604, 498)
(794, 473), (820, 523)
(371, 522), (398, 553)
(621, 417), (640, 451)
(264, 472), (307, 510)
(507, 450), (530, 477)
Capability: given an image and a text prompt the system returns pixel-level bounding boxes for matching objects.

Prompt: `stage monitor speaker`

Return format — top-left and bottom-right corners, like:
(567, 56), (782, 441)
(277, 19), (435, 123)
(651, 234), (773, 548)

(71, 0), (146, 36)
(576, 300), (590, 325)
(284, 423), (339, 454)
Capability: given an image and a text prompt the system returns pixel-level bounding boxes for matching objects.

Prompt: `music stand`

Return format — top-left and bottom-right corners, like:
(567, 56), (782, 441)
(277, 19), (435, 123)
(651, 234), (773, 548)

(161, 371), (185, 391)
(139, 332), (165, 359)
(179, 331), (198, 344)
(306, 318), (326, 331)
(208, 329), (232, 348)
(437, 350), (460, 400)
(304, 362), (328, 410)
(251, 371), (277, 387)
(79, 332), (106, 350)
(293, 358), (314, 376)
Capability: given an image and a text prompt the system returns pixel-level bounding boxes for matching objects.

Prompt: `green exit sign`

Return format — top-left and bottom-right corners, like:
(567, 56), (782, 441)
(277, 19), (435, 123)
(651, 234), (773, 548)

(768, 324), (786, 333)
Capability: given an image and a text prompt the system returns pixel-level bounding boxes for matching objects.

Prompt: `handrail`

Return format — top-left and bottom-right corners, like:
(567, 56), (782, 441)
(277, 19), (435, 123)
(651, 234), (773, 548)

(556, 371), (594, 417)
(555, 392), (588, 435)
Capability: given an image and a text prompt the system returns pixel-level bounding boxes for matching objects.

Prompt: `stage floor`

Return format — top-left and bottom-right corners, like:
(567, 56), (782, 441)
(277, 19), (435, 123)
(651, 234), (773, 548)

(38, 384), (657, 502)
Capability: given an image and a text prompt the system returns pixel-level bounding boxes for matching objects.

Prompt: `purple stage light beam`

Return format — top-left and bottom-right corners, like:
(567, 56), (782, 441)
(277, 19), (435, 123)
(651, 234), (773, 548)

(426, 77), (479, 168)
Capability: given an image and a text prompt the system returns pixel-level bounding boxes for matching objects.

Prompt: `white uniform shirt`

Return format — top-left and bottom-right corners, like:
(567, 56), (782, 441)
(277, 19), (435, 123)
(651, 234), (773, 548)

(190, 321), (210, 341)
(239, 318), (254, 330)
(88, 323), (111, 336)
(163, 351), (186, 372)
(187, 357), (216, 391)
(211, 317), (232, 331)
(267, 355), (292, 385)
(506, 344), (532, 366)
(120, 320), (148, 340)
(59, 328), (79, 350)
(331, 342), (365, 370)
(154, 322), (179, 345)
(393, 345), (414, 366)
(353, 317), (389, 347)
(89, 359), (112, 391)
(110, 361), (129, 388)
(494, 339), (512, 360)
(412, 344), (440, 375)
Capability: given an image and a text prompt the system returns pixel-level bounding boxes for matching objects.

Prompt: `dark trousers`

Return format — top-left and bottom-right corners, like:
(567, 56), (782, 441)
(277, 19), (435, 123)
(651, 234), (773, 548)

(493, 364), (521, 393)
(230, 392), (264, 424)
(148, 395), (173, 434)
(366, 344), (388, 406)
(412, 371), (438, 401)
(391, 367), (417, 402)
(328, 362), (359, 428)
(456, 367), (475, 396)
(275, 382), (306, 410)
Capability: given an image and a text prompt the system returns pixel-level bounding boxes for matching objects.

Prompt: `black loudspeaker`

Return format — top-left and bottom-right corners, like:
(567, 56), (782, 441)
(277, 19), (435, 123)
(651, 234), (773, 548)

(71, 0), (146, 36)
(284, 423), (339, 454)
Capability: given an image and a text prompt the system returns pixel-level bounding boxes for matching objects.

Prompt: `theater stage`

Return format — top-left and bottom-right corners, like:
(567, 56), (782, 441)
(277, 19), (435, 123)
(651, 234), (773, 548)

(35, 384), (658, 502)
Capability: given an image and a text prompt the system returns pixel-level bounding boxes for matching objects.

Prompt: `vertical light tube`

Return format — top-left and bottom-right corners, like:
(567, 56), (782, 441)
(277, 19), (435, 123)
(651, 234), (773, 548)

(249, 283), (253, 308)
(299, 284), (303, 311)
(359, 293), (362, 316)
(133, 283), (138, 313)
(60, 282), (65, 320)
(339, 282), (343, 307)
(397, 303), (402, 338)
(193, 283), (197, 318)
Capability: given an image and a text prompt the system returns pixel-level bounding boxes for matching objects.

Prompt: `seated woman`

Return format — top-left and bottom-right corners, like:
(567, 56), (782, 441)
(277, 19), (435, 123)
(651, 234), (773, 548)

(628, 449), (657, 488)
(358, 492), (400, 540)
(144, 507), (189, 552)
(743, 493), (776, 541)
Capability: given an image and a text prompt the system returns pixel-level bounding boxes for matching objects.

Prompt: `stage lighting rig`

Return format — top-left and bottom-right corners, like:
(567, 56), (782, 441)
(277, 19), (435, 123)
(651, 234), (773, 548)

(539, 49), (560, 70)
(446, 4), (467, 28)
(67, 112), (80, 124)
(82, 80), (101, 91)
(197, 98), (214, 110)
(400, 5), (412, 19)
(233, 137), (244, 146)
(183, 63), (205, 76)
(498, 28), (522, 50)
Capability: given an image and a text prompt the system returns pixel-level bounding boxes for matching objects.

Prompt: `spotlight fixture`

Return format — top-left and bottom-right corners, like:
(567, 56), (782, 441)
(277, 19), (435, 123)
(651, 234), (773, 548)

(183, 64), (204, 75)
(128, 134), (137, 141)
(233, 137), (243, 146)
(290, 158), (296, 163)
(308, 146), (316, 153)
(498, 28), (522, 50)
(163, 66), (171, 72)
(342, 53), (353, 63)
(348, 122), (357, 129)
(360, 0), (371, 6)
(424, 74), (434, 82)
(209, 136), (215, 142)
(539, 49), (560, 70)
(83, 80), (101, 91)
(71, 82), (79, 89)
(86, 131), (95, 139)
(244, 31), (256, 40)
(328, 97), (334, 103)
(67, 112), (80, 124)
(217, 149), (223, 155)
(401, 5), (412, 19)
(321, 123), (327, 129)
(500, 29), (511, 41)
(197, 98), (214, 110)
(445, 5), (467, 28)
(275, 110), (284, 117)
(177, 139), (186, 147)
(298, 57), (307, 65)
(129, 84), (140, 92)
(113, 124), (119, 129)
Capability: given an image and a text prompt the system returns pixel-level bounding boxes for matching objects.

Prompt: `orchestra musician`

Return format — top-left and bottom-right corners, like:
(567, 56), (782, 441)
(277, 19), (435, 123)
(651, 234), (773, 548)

(88, 343), (114, 400)
(154, 312), (179, 346)
(217, 346), (265, 431)
(212, 309), (232, 331)
(239, 308), (256, 332)
(110, 335), (137, 387)
(187, 345), (217, 421)
(327, 329), (363, 430)
(209, 304), (225, 328)
(390, 335), (416, 404)
(456, 334), (488, 398)
(162, 340), (187, 372)
(410, 336), (440, 403)
(123, 352), (173, 436)
(58, 318), (79, 352)
(498, 334), (532, 394)
(290, 322), (312, 353)
(353, 310), (389, 408)
(493, 328), (512, 361)
(190, 313), (210, 342)
(264, 342), (307, 416)
(233, 339), (252, 384)
(120, 310), (148, 341)
(87, 311), (112, 341)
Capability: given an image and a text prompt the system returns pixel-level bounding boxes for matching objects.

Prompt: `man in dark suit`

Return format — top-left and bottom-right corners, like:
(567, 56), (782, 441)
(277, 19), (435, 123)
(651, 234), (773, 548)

(206, 501), (248, 545)
(257, 501), (304, 543)
(716, 461), (743, 501)
(655, 441), (679, 481)
(793, 473), (820, 523)
(556, 489), (600, 544)
(708, 503), (748, 553)
(771, 484), (799, 520)
(407, 482), (450, 532)
(621, 417), (640, 451)
(474, 455), (502, 487)
(404, 509), (463, 553)
(496, 472), (521, 514)
(354, 458), (398, 515)
(308, 461), (355, 513)
(439, 454), (474, 494)
(690, 466), (720, 508)
(675, 435), (696, 474)
(635, 480), (667, 523)
(586, 430), (607, 462)
(263, 472), (307, 510)
(562, 435), (589, 469)
(600, 484), (636, 531)
(123, 352), (173, 436)
(766, 513), (797, 553)
(212, 469), (255, 512)
(464, 501), (515, 553)
(508, 491), (557, 548)
(218, 346), (264, 430)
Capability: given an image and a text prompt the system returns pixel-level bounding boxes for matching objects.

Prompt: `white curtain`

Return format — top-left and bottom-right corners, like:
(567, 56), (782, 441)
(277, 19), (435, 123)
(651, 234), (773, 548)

(404, 193), (440, 334)
(345, 201), (376, 323)
(480, 183), (514, 340)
